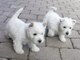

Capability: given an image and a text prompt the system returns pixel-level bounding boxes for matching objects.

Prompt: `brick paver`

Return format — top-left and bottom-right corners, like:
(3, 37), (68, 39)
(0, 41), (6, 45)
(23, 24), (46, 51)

(0, 0), (80, 60)
(61, 49), (80, 60)
(0, 58), (8, 60)
(71, 39), (80, 49)
(29, 47), (61, 60)
(47, 37), (73, 48)
(0, 43), (29, 59)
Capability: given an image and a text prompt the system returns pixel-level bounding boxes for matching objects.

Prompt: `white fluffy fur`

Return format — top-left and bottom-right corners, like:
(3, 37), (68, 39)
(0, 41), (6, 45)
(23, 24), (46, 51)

(43, 7), (76, 42)
(6, 8), (46, 54)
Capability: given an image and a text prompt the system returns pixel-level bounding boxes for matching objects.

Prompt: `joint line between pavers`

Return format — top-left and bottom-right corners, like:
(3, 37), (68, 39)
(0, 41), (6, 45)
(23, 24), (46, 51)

(70, 38), (74, 49)
(27, 48), (30, 60)
(59, 48), (63, 60)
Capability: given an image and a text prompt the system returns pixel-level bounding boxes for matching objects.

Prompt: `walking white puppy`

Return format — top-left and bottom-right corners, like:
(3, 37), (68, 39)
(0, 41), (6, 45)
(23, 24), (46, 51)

(6, 8), (46, 54)
(43, 7), (76, 42)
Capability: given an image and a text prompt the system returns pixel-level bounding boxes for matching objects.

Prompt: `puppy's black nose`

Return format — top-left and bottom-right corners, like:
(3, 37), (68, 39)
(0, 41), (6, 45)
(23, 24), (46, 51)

(38, 40), (41, 43)
(66, 32), (69, 35)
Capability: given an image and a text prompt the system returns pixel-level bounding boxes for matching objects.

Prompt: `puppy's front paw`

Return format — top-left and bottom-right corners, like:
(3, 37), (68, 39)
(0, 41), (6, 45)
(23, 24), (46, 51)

(31, 46), (40, 52)
(60, 38), (66, 42)
(15, 49), (24, 54)
(59, 36), (66, 42)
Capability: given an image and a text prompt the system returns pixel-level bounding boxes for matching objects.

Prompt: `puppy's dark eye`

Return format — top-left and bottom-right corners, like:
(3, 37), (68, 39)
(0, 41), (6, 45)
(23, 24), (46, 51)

(63, 26), (66, 28)
(33, 33), (37, 36)
(69, 27), (72, 29)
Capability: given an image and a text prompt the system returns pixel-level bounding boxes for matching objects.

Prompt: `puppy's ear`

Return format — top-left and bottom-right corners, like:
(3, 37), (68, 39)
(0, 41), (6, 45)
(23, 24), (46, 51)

(60, 18), (64, 22)
(72, 19), (76, 25)
(29, 23), (34, 27)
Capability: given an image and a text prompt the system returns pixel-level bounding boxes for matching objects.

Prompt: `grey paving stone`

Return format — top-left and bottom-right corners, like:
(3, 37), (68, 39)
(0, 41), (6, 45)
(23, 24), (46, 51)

(61, 49), (80, 60)
(0, 58), (8, 60)
(22, 10), (30, 14)
(0, 7), (16, 12)
(29, 47), (61, 60)
(26, 19), (39, 22)
(2, 11), (14, 18)
(24, 7), (39, 11)
(73, 24), (80, 30)
(0, 11), (3, 15)
(19, 13), (37, 20)
(78, 31), (80, 35)
(10, 5), (24, 9)
(0, 3), (10, 8)
(0, 23), (6, 31)
(0, 43), (29, 59)
(0, 31), (9, 42)
(68, 30), (80, 38)
(31, 10), (46, 15)
(47, 37), (72, 48)
(0, 15), (7, 23)
(37, 15), (44, 21)
(10, 58), (27, 60)
(76, 20), (80, 24)
(71, 39), (80, 49)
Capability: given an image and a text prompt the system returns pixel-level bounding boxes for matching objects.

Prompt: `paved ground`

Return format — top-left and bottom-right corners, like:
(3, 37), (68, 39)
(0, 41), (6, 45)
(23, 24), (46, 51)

(0, 0), (80, 60)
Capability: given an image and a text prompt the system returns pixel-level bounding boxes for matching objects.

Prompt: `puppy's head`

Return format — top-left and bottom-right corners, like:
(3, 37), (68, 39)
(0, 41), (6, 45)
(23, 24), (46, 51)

(26, 22), (46, 44)
(59, 17), (76, 36)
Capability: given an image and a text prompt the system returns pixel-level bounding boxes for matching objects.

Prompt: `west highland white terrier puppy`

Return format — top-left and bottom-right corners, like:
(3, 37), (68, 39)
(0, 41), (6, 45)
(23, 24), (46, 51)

(43, 7), (76, 42)
(6, 8), (46, 54)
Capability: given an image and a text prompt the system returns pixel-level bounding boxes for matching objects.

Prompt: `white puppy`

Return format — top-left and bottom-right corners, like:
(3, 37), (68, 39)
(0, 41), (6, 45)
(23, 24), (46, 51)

(43, 7), (76, 42)
(6, 8), (46, 54)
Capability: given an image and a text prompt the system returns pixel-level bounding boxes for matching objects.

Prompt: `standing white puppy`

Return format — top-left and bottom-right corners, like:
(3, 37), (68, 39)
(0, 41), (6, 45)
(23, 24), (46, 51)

(6, 8), (46, 54)
(43, 7), (76, 42)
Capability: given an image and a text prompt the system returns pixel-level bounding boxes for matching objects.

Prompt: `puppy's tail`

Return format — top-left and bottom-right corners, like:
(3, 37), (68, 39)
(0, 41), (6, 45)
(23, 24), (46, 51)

(11, 8), (24, 19)
(49, 7), (57, 11)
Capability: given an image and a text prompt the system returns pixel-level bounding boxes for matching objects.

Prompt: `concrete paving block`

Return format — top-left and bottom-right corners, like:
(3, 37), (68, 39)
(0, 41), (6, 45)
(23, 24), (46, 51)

(68, 30), (80, 38)
(71, 39), (80, 49)
(47, 37), (72, 48)
(0, 43), (29, 59)
(61, 49), (80, 60)
(29, 47), (61, 60)
(0, 31), (9, 42)
(0, 58), (8, 60)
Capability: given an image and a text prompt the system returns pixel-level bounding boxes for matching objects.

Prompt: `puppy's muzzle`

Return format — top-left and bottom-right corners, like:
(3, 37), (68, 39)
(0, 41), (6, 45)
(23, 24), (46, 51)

(66, 32), (69, 35)
(38, 40), (42, 43)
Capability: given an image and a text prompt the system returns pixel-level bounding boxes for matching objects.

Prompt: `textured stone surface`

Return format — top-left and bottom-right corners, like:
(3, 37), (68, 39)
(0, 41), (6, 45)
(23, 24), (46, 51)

(0, 43), (29, 59)
(29, 47), (61, 60)
(73, 24), (80, 30)
(61, 49), (80, 60)
(10, 58), (27, 60)
(47, 37), (72, 48)
(76, 20), (80, 24)
(68, 30), (80, 38)
(0, 31), (9, 42)
(19, 14), (37, 20)
(71, 39), (80, 49)
(0, 58), (8, 60)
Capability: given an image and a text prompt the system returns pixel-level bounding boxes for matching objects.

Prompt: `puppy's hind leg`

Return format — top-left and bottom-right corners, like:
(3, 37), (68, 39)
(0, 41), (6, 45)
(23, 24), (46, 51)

(13, 39), (24, 54)
(48, 29), (55, 37)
